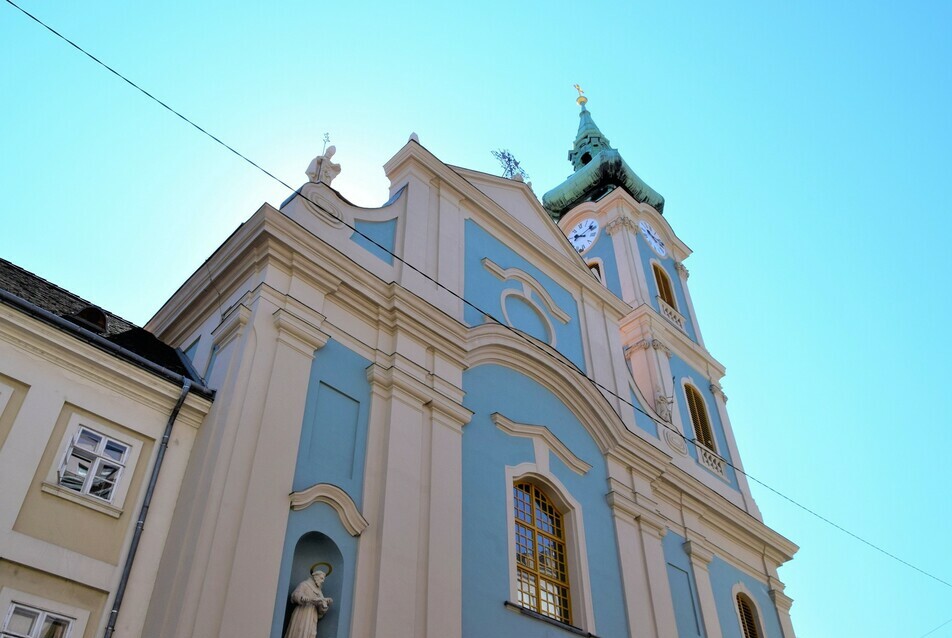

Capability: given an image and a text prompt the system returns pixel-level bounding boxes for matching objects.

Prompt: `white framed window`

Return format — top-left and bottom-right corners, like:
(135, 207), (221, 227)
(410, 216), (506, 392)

(0, 588), (89, 638)
(57, 427), (128, 502)
(1, 602), (72, 638)
(505, 464), (596, 634)
(42, 412), (142, 517)
(732, 583), (768, 638)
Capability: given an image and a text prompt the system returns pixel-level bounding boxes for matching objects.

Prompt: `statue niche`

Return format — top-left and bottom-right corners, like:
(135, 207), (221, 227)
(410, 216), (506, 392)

(283, 532), (343, 638)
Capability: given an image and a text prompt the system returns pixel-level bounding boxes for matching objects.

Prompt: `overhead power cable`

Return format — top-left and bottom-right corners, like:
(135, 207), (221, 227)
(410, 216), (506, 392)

(7, 0), (952, 593)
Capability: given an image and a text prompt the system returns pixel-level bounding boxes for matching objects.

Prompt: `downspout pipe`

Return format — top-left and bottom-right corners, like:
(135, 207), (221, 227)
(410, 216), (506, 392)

(104, 378), (191, 638)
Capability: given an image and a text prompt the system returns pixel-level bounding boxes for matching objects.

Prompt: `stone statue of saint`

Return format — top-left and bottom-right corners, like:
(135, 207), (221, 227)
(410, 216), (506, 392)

(283, 563), (334, 638)
(655, 389), (673, 422)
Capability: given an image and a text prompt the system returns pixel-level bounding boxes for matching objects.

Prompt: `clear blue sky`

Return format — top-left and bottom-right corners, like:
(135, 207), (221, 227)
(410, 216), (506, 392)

(3, 2), (951, 635)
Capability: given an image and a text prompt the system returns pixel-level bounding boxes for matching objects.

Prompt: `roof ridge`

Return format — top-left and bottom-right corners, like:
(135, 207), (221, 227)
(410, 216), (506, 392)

(0, 256), (139, 328)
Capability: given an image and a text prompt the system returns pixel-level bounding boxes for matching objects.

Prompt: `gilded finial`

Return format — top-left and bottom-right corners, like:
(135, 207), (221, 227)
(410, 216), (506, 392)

(574, 83), (587, 106)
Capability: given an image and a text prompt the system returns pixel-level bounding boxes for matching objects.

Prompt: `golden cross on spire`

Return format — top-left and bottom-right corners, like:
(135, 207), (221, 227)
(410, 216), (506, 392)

(574, 83), (588, 106)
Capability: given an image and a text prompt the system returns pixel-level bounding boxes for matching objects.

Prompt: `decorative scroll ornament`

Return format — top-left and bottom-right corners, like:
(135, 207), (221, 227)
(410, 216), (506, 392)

(709, 382), (728, 403)
(651, 338), (672, 358)
(605, 215), (637, 236)
(665, 428), (688, 455)
(306, 145), (341, 186)
(654, 390), (673, 422)
(675, 261), (690, 279)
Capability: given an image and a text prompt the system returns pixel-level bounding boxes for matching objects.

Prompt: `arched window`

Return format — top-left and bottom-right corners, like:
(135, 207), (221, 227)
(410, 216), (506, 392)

(653, 263), (677, 309)
(513, 482), (572, 624)
(736, 593), (762, 638)
(685, 385), (715, 450)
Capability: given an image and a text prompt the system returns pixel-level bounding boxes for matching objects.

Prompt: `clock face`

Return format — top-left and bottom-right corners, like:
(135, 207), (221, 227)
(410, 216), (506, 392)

(569, 218), (599, 254)
(639, 220), (666, 257)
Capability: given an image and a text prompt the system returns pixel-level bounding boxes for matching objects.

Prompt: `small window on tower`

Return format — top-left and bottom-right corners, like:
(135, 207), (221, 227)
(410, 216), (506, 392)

(587, 261), (603, 284)
(652, 263), (677, 309)
(736, 593), (763, 638)
(580, 152), (592, 165)
(684, 385), (716, 451)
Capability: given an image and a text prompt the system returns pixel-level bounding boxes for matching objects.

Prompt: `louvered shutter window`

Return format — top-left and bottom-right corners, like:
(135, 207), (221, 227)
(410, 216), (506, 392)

(736, 594), (761, 638)
(685, 385), (715, 450)
(653, 264), (676, 309)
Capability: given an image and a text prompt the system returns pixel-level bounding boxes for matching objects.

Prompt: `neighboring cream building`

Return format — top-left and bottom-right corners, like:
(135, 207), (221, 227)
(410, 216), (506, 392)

(0, 259), (212, 638)
(1, 98), (797, 638)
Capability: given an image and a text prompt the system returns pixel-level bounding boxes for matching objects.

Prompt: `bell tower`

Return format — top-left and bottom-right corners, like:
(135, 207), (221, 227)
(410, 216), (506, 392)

(544, 92), (760, 517)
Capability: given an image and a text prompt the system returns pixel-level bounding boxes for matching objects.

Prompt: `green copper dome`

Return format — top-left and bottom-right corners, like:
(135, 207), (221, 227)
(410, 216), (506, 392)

(543, 103), (664, 221)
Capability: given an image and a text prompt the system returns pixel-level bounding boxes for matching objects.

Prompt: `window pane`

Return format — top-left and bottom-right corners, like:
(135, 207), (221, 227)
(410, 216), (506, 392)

(515, 523), (535, 569)
(89, 474), (117, 500)
(60, 452), (92, 491)
(76, 429), (102, 452)
(6, 606), (39, 634)
(95, 462), (121, 481)
(516, 569), (537, 609)
(103, 440), (127, 462)
(40, 617), (70, 638)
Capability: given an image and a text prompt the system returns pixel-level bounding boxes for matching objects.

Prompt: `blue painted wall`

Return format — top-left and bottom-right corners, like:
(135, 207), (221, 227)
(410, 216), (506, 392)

(584, 232), (623, 299)
(630, 388), (658, 437)
(669, 355), (739, 490)
(708, 556), (784, 638)
(271, 338), (372, 637)
(636, 234), (698, 342)
(461, 363), (628, 638)
(270, 504), (358, 638)
(292, 339), (372, 505)
(464, 220), (587, 372)
(663, 531), (707, 638)
(352, 217), (397, 264)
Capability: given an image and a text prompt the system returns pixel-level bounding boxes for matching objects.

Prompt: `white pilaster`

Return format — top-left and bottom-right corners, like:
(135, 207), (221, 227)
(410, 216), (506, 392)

(216, 306), (329, 637)
(683, 540), (723, 638)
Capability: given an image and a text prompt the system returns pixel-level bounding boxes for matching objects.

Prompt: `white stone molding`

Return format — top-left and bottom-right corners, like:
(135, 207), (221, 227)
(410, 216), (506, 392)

(605, 489), (679, 638)
(675, 261), (690, 279)
(664, 429), (689, 456)
(584, 257), (606, 286)
(298, 183), (345, 228)
(466, 324), (627, 455)
(651, 338), (672, 358)
(505, 462), (597, 634)
(768, 576), (798, 638)
(272, 308), (329, 357)
(605, 214), (637, 236)
(289, 483), (370, 537)
(709, 382), (728, 403)
(211, 302), (252, 350)
(481, 258), (571, 348)
(0, 379), (12, 421)
(0, 586), (90, 638)
(492, 413), (592, 476)
(731, 581), (769, 638)
(657, 296), (687, 333)
(683, 540), (724, 638)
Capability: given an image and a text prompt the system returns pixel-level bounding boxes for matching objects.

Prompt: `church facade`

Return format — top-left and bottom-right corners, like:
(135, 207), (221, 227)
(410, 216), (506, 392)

(0, 98), (797, 638)
(143, 97), (797, 638)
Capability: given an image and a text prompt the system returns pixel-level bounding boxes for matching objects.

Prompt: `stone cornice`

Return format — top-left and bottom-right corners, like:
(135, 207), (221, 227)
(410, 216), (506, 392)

(683, 540), (715, 566)
(493, 413), (592, 475)
(620, 305), (727, 380)
(290, 483), (369, 536)
(272, 308), (329, 357)
(365, 360), (470, 426)
(0, 305), (213, 420)
(383, 142), (634, 319)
